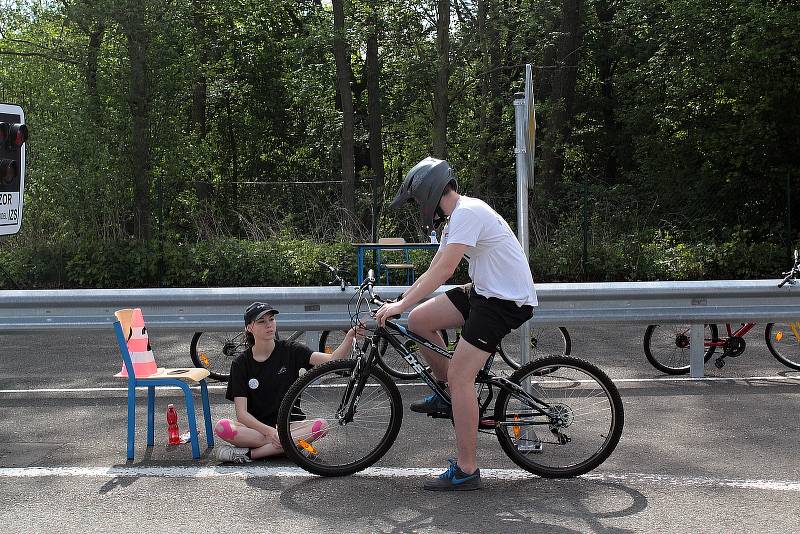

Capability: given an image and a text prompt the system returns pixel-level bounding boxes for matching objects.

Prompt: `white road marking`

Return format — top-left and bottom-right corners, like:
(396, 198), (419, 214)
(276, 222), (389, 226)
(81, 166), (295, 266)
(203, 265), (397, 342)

(0, 374), (798, 395)
(0, 466), (798, 492)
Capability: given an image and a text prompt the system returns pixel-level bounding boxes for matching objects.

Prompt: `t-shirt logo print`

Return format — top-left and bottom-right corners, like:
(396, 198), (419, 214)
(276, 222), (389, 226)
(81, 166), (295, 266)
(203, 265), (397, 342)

(248, 378), (259, 389)
(277, 366), (287, 374)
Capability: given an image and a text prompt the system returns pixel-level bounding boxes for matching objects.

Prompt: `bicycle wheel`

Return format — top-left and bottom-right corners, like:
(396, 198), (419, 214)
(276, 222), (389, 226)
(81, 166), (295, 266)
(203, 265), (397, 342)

(277, 359), (403, 477)
(376, 330), (448, 380)
(318, 329), (348, 354)
(501, 326), (572, 370)
(189, 331), (248, 381)
(764, 322), (800, 370)
(643, 323), (718, 375)
(494, 355), (624, 478)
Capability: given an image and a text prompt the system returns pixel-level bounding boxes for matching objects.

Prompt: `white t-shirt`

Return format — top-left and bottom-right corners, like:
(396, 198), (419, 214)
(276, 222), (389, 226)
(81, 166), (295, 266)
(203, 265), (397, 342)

(438, 195), (538, 307)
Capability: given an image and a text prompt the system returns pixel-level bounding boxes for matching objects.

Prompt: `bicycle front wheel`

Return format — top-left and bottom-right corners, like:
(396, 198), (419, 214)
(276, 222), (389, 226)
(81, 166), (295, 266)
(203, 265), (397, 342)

(189, 331), (247, 381)
(643, 324), (718, 375)
(765, 322), (800, 370)
(277, 359), (403, 477)
(494, 355), (624, 478)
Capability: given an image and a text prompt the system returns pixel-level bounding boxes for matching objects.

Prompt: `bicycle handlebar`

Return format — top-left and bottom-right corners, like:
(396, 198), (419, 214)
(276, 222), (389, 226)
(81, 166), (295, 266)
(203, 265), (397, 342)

(318, 260), (348, 291)
(778, 249), (800, 288)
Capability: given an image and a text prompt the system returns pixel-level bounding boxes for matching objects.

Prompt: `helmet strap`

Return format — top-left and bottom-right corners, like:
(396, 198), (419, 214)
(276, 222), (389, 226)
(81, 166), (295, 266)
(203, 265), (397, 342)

(432, 206), (448, 228)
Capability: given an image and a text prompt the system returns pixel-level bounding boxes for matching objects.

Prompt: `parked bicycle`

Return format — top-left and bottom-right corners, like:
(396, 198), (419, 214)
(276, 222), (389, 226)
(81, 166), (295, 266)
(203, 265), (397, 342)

(189, 260), (443, 381)
(276, 269), (624, 478)
(643, 250), (800, 374)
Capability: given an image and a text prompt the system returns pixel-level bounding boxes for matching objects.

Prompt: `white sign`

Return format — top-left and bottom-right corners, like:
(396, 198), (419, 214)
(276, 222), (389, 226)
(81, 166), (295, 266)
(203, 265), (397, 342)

(0, 103), (25, 236)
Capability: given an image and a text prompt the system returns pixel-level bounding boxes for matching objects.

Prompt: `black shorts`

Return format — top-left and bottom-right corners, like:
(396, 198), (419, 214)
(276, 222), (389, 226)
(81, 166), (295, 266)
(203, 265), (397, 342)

(445, 283), (534, 354)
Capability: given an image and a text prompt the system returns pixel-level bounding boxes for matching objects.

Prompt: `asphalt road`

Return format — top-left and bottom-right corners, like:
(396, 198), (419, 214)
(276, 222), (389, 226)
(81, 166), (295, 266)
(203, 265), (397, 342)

(1, 323), (799, 533)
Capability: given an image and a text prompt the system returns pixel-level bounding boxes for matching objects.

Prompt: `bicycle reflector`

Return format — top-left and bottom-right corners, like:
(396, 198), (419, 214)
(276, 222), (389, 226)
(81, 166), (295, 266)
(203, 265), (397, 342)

(0, 159), (18, 185)
(297, 439), (318, 455)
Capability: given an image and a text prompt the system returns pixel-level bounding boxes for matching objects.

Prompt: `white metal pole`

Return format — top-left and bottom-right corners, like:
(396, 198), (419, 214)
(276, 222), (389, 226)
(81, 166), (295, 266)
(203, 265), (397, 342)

(514, 92), (531, 367)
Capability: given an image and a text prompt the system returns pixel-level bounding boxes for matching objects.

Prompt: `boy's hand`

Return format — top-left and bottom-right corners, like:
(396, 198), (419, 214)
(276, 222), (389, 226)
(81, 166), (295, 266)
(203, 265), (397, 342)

(374, 301), (405, 327)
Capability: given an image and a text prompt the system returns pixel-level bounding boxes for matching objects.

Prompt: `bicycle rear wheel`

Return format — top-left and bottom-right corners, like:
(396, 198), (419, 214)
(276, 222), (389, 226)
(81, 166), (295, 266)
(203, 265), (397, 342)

(764, 322), (800, 370)
(276, 359), (403, 477)
(189, 331), (247, 381)
(643, 324), (718, 375)
(494, 355), (624, 478)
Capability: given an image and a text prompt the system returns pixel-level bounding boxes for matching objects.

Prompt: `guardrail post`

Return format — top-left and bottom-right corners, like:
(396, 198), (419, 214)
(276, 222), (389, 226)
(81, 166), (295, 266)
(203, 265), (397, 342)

(690, 323), (705, 378)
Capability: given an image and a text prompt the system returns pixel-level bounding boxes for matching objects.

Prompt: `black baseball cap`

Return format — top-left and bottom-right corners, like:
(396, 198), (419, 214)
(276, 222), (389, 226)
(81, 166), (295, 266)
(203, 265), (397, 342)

(244, 302), (279, 324)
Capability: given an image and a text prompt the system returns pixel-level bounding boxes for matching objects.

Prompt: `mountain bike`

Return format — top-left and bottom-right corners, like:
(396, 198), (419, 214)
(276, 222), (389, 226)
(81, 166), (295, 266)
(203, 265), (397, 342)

(643, 250), (800, 374)
(317, 262), (573, 378)
(276, 269), (624, 478)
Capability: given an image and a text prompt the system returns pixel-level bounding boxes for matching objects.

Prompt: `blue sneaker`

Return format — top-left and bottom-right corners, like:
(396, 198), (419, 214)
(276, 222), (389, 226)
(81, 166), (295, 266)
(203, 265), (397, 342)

(410, 393), (451, 415)
(423, 459), (483, 491)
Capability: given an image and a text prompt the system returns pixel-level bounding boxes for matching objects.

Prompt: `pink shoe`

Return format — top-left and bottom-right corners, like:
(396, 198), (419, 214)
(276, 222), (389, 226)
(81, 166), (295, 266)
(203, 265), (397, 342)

(310, 419), (328, 441)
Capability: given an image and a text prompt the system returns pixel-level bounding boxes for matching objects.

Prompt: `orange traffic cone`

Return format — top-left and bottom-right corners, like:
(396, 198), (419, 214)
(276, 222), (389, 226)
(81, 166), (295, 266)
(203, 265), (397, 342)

(115, 308), (159, 377)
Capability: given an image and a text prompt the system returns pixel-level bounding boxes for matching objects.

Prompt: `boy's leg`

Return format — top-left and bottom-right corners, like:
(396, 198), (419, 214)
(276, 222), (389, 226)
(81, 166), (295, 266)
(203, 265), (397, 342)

(407, 293), (464, 381)
(447, 338), (492, 475)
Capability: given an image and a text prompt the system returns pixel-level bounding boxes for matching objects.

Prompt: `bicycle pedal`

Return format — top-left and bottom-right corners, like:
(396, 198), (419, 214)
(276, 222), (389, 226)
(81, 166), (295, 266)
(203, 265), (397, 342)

(479, 418), (496, 429)
(426, 411), (453, 420)
(714, 358), (725, 369)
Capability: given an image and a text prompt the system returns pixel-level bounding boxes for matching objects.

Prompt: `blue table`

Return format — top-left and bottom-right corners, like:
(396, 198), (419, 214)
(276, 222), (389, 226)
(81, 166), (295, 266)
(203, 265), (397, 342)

(353, 242), (440, 284)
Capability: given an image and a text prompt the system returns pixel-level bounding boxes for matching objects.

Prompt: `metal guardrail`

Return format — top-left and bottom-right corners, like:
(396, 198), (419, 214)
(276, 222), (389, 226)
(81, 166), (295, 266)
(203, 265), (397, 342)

(1, 280), (798, 332)
(1, 280), (798, 378)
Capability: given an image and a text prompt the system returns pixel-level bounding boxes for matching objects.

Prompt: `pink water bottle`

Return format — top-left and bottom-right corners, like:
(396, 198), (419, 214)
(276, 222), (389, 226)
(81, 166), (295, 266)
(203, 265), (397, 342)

(166, 404), (181, 445)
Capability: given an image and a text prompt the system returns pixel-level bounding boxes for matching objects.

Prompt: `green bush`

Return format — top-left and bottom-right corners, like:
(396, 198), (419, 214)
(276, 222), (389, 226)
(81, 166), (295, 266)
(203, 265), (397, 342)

(0, 238), (357, 289)
(0, 232), (794, 289)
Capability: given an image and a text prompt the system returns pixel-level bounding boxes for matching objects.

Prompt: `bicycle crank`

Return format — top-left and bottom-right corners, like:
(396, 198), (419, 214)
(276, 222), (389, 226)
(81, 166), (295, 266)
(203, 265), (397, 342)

(723, 336), (746, 357)
(715, 336), (747, 368)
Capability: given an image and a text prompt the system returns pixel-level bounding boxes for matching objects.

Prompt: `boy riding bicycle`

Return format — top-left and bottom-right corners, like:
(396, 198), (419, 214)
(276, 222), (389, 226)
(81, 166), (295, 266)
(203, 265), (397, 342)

(374, 157), (537, 491)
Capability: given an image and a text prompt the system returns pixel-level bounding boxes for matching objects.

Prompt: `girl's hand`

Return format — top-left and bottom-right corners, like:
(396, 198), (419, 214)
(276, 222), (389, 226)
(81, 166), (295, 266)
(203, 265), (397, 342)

(346, 323), (366, 340)
(267, 428), (282, 450)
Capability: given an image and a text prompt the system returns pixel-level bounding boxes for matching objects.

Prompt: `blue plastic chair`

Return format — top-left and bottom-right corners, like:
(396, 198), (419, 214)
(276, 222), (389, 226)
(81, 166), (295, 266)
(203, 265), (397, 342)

(376, 237), (416, 285)
(113, 310), (214, 460)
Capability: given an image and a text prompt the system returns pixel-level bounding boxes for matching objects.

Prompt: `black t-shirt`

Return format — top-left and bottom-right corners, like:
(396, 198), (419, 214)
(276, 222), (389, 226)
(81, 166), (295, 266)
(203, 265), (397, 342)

(225, 340), (314, 427)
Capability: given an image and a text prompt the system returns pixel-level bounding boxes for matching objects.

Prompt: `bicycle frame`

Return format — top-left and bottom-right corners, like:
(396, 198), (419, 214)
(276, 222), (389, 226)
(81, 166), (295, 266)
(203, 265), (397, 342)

(705, 322), (757, 347)
(328, 270), (566, 431)
(373, 320), (557, 426)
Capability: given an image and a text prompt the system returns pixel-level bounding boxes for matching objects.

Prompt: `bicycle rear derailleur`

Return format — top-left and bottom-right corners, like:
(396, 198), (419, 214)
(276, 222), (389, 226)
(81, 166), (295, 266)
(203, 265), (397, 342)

(714, 336), (747, 368)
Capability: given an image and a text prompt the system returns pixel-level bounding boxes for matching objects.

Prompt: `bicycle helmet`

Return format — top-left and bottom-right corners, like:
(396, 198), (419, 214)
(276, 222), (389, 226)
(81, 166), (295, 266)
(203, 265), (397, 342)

(389, 157), (458, 230)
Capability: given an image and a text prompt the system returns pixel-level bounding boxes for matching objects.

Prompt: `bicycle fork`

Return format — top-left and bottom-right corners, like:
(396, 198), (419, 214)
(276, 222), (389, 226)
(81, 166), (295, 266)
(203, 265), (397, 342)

(335, 340), (376, 424)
